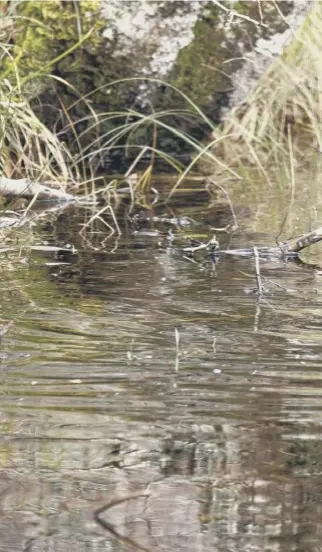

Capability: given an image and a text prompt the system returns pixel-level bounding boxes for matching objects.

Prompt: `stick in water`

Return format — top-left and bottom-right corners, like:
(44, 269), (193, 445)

(253, 246), (263, 298)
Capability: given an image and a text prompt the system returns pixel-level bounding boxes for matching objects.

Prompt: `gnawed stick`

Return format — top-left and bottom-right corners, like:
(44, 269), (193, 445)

(283, 226), (322, 253)
(0, 177), (74, 200)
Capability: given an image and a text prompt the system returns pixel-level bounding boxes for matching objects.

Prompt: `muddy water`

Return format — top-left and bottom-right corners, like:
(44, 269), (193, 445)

(1, 183), (322, 552)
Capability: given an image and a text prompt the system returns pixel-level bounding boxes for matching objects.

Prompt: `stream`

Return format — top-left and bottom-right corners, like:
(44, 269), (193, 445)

(0, 177), (322, 552)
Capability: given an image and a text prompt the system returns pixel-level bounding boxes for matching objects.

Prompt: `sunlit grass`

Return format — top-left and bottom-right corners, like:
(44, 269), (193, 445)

(216, 2), (322, 177)
(0, 78), (70, 183)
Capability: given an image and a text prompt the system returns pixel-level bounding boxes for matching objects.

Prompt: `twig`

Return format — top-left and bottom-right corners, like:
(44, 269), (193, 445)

(183, 235), (219, 254)
(79, 203), (121, 239)
(254, 302), (261, 333)
(175, 328), (180, 352)
(257, 0), (264, 25)
(210, 0), (268, 27)
(253, 246), (263, 298)
(182, 255), (200, 264)
(262, 276), (297, 293)
(276, 124), (296, 244)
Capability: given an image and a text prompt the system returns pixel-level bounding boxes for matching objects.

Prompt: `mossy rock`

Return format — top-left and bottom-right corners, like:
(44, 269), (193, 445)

(156, 1), (294, 119)
(3, 0), (300, 172)
(11, 1), (104, 72)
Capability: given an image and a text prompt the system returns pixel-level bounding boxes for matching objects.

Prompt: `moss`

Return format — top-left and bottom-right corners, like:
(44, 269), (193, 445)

(8, 0), (134, 107)
(13, 0), (104, 75)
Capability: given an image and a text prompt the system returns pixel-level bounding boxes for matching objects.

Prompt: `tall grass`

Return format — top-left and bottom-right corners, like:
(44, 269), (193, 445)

(0, 77), (71, 183)
(0, 4), (90, 187)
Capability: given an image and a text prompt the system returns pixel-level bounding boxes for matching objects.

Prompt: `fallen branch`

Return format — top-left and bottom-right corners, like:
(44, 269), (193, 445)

(226, 226), (322, 257)
(187, 226), (322, 261)
(0, 177), (74, 200)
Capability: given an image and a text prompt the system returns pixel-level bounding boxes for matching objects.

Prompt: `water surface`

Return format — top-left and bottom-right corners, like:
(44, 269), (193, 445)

(1, 180), (322, 552)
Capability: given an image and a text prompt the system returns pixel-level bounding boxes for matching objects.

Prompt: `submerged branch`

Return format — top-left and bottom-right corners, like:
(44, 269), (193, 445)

(189, 226), (322, 261)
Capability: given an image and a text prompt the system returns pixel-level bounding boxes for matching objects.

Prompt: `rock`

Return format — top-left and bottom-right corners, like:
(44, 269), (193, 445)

(225, 0), (313, 111)
(99, 0), (311, 116)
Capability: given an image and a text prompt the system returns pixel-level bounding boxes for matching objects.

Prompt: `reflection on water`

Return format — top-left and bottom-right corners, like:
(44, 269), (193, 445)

(1, 179), (322, 551)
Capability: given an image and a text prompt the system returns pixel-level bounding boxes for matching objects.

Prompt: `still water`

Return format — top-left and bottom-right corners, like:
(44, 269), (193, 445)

(1, 181), (322, 552)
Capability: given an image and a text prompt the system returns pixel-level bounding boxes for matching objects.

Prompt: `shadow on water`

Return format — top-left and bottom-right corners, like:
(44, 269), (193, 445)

(2, 176), (322, 551)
